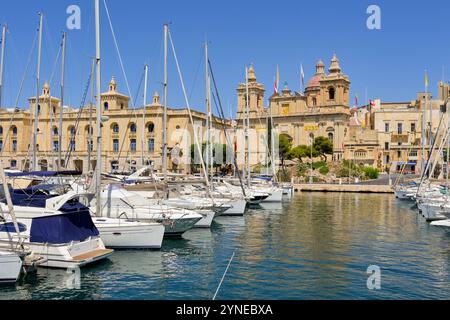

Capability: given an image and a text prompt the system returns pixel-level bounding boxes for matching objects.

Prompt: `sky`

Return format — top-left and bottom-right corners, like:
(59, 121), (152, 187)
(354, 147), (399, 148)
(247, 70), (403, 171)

(0, 0), (449, 117)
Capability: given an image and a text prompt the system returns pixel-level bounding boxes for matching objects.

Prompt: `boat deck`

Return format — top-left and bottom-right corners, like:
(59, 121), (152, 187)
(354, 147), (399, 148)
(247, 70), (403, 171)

(72, 249), (113, 262)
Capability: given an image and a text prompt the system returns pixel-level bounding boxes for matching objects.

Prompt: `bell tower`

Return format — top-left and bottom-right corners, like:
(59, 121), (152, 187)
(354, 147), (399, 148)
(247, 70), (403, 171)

(236, 65), (265, 119)
(319, 54), (350, 107)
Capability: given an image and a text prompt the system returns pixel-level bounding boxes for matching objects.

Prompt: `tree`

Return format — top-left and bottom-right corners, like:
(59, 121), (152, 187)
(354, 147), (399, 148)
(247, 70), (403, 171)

(278, 135), (292, 169)
(313, 136), (333, 162)
(289, 145), (316, 163)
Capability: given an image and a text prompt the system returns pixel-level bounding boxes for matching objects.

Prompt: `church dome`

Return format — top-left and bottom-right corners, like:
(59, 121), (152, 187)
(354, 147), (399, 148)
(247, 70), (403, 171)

(307, 74), (322, 88)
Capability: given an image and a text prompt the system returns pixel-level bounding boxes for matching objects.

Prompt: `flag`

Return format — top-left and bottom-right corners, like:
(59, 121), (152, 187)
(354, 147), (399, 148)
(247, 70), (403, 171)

(425, 70), (429, 88)
(274, 65), (280, 94)
(370, 99), (375, 107)
(300, 64), (305, 90)
(355, 93), (359, 106)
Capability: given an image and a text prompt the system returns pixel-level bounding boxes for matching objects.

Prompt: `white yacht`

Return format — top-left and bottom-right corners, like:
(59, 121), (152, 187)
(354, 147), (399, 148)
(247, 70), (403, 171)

(92, 217), (165, 249)
(87, 184), (203, 237)
(0, 187), (113, 269)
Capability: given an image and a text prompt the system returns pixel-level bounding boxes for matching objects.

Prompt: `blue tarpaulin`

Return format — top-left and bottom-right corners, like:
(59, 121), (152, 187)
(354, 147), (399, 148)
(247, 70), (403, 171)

(6, 188), (99, 244)
(30, 210), (99, 244)
(6, 171), (82, 177)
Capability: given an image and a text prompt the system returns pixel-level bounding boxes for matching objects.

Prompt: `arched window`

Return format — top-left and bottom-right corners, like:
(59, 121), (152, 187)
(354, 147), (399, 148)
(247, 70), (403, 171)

(11, 126), (17, 136)
(112, 124), (120, 134)
(328, 87), (335, 100)
(148, 122), (155, 133)
(104, 102), (109, 111)
(53, 127), (58, 136)
(37, 105), (41, 114)
(130, 123), (137, 133)
(328, 132), (334, 143)
(69, 126), (76, 137)
(312, 97), (317, 107)
(86, 125), (93, 135)
(0, 126), (3, 135)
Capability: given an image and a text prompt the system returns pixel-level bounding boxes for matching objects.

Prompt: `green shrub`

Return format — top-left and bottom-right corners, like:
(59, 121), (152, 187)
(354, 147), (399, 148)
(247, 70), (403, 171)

(312, 161), (326, 170)
(363, 167), (379, 180)
(319, 166), (329, 175)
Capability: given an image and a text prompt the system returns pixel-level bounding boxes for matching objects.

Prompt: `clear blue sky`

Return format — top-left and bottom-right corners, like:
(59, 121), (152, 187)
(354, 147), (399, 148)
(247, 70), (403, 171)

(0, 0), (448, 116)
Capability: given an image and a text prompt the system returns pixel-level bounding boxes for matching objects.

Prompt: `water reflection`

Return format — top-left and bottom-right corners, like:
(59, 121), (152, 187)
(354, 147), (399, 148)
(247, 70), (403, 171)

(2, 193), (450, 300)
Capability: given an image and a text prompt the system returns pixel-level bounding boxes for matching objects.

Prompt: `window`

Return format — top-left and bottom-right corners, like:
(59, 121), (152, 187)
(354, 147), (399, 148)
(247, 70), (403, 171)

(328, 87), (335, 100)
(11, 126), (17, 136)
(88, 140), (93, 152)
(148, 123), (155, 133)
(113, 139), (119, 152)
(111, 161), (119, 172)
(0, 126), (3, 135)
(384, 123), (389, 133)
(312, 97), (317, 107)
(37, 105), (41, 114)
(130, 139), (137, 152)
(410, 150), (418, 157)
(104, 102), (109, 111)
(0, 140), (3, 151)
(397, 150), (401, 158)
(53, 140), (59, 152)
(130, 123), (137, 133)
(53, 106), (56, 114)
(397, 123), (403, 134)
(148, 139), (155, 153)
(53, 127), (58, 136)
(69, 127), (76, 137)
(12, 140), (17, 152)
(10, 160), (17, 168)
(69, 139), (76, 151)
(411, 123), (416, 133)
(385, 142), (389, 150)
(328, 133), (334, 143)
(112, 124), (119, 134)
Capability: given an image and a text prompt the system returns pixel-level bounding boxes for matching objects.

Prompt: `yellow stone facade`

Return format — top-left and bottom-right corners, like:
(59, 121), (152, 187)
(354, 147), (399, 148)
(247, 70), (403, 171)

(0, 78), (227, 174)
(236, 55), (351, 167)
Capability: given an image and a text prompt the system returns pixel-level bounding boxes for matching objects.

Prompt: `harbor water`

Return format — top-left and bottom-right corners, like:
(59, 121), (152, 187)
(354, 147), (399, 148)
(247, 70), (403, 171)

(2, 192), (450, 300)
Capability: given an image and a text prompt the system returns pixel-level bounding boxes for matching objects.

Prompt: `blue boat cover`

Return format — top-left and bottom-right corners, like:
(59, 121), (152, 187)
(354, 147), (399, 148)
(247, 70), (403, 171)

(30, 210), (99, 244)
(5, 188), (99, 244)
(0, 222), (27, 233)
(6, 170), (82, 177)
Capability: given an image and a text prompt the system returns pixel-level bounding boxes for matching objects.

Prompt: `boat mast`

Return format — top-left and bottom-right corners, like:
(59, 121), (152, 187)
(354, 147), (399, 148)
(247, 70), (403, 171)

(162, 24), (168, 181)
(58, 32), (66, 170)
(88, 58), (95, 172)
(245, 67), (250, 187)
(422, 72), (427, 176)
(0, 24), (6, 108)
(32, 13), (43, 171)
(95, 0), (102, 217)
(141, 64), (148, 167)
(205, 42), (212, 183)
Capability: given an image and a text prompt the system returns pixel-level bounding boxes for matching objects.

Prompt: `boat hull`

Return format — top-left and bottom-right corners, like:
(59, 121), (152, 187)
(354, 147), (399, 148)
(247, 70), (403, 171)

(194, 210), (215, 228)
(0, 252), (22, 283)
(221, 199), (247, 216)
(93, 218), (165, 249)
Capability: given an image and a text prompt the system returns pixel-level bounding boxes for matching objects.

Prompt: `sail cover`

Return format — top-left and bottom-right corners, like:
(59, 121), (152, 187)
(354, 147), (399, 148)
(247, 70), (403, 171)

(30, 210), (99, 244)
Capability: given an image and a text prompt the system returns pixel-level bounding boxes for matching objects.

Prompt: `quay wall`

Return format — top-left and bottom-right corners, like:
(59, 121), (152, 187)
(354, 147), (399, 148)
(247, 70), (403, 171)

(294, 184), (394, 194)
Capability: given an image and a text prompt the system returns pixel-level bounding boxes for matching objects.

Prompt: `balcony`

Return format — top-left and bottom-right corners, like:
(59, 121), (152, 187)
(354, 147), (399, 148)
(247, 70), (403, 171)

(391, 134), (409, 144)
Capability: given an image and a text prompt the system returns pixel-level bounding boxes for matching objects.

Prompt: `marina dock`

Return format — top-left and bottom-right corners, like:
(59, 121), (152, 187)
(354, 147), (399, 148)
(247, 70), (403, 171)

(294, 183), (394, 193)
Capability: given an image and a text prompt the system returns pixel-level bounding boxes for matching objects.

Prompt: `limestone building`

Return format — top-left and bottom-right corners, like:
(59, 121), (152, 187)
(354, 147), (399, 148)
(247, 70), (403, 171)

(0, 78), (228, 174)
(236, 54), (351, 167)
